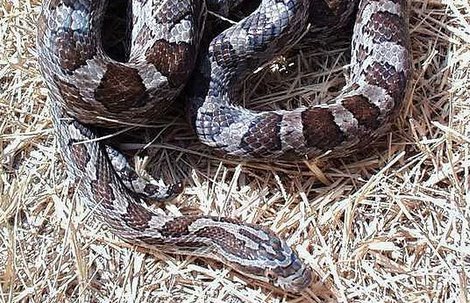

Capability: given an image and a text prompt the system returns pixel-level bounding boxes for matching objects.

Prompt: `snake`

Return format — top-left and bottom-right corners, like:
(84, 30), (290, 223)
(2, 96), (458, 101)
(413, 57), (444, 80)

(37, 0), (411, 293)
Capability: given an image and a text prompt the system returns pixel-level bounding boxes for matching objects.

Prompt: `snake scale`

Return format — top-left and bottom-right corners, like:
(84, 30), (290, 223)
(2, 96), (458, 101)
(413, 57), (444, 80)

(37, 0), (411, 293)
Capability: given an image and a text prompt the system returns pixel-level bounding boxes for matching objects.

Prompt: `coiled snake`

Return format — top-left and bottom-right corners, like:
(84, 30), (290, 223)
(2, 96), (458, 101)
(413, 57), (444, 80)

(37, 0), (411, 293)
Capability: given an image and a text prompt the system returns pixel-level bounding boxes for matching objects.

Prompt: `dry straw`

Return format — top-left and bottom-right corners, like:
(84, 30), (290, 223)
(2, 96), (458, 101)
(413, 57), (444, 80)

(1, 0), (469, 302)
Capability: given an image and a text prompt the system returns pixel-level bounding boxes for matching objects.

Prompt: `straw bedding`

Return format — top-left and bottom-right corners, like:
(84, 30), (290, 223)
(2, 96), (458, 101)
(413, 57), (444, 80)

(1, 0), (469, 302)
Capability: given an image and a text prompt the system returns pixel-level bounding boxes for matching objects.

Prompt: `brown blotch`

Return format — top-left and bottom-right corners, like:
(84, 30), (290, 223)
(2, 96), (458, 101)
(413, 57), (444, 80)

(195, 226), (252, 259)
(366, 11), (407, 47)
(238, 228), (285, 261)
(94, 63), (148, 112)
(342, 95), (381, 129)
(56, 76), (84, 108)
(240, 113), (283, 156)
(53, 29), (96, 72)
(364, 62), (408, 103)
(301, 108), (344, 150)
(121, 202), (153, 230)
(239, 228), (276, 247)
(90, 160), (116, 207)
(69, 142), (90, 171)
(145, 40), (194, 87)
(159, 216), (200, 238)
(91, 178), (116, 206)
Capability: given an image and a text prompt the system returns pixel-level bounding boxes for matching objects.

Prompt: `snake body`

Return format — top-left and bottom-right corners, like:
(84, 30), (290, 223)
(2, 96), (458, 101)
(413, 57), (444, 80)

(190, 0), (411, 158)
(37, 0), (411, 293)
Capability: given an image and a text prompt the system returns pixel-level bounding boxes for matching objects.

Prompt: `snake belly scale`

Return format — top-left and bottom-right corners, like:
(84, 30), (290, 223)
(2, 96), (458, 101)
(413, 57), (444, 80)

(37, 0), (411, 293)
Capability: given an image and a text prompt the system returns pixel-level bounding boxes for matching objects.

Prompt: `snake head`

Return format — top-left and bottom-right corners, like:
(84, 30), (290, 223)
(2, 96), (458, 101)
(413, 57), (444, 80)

(218, 222), (313, 293)
(264, 253), (313, 293)
(180, 217), (312, 292)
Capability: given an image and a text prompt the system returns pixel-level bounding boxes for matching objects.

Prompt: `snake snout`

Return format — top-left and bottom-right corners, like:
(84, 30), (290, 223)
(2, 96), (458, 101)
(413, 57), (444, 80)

(288, 266), (313, 293)
(268, 252), (313, 293)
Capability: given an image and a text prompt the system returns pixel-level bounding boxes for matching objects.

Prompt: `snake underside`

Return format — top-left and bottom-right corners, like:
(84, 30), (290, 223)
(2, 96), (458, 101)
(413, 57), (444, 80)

(37, 0), (411, 293)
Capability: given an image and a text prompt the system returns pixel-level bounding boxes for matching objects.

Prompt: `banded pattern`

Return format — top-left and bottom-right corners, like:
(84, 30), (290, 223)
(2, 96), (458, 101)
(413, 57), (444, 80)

(47, 102), (311, 292)
(190, 0), (411, 158)
(38, 0), (204, 127)
(37, 0), (411, 293)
